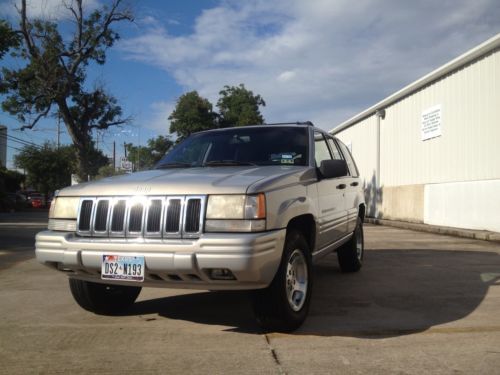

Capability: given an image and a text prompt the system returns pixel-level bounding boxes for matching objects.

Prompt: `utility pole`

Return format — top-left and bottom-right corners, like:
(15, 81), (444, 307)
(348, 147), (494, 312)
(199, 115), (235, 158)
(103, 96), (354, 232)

(113, 141), (116, 171)
(123, 142), (127, 158)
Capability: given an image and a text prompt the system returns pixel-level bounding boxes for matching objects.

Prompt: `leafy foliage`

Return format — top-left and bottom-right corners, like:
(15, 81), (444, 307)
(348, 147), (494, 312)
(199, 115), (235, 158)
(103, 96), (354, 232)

(14, 142), (108, 194)
(168, 91), (217, 139)
(1, 0), (133, 179)
(0, 166), (24, 193)
(217, 84), (266, 127)
(168, 85), (266, 138)
(96, 164), (126, 179)
(0, 19), (20, 60)
(125, 135), (174, 171)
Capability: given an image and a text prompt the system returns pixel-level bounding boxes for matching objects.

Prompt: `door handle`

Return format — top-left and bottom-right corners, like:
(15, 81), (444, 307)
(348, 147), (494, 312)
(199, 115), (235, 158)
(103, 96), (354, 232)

(350, 182), (359, 187)
(336, 184), (346, 190)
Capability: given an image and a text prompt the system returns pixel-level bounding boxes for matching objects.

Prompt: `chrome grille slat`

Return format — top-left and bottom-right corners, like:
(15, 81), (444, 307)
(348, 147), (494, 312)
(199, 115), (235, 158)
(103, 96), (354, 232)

(146, 198), (163, 235)
(185, 199), (201, 233)
(165, 198), (182, 234)
(78, 200), (93, 232)
(94, 200), (110, 233)
(76, 196), (205, 239)
(110, 200), (126, 234)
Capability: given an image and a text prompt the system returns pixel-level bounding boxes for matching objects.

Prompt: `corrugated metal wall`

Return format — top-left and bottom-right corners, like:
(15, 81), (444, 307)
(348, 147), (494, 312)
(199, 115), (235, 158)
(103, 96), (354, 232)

(334, 43), (500, 228)
(337, 47), (500, 188)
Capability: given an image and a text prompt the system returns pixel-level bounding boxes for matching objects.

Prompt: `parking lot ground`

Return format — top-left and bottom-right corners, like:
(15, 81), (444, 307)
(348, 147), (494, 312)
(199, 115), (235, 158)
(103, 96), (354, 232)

(1, 218), (500, 374)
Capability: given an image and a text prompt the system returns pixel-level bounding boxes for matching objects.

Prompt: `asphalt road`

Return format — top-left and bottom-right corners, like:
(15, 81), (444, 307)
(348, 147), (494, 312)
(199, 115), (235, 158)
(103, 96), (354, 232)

(1, 212), (500, 374)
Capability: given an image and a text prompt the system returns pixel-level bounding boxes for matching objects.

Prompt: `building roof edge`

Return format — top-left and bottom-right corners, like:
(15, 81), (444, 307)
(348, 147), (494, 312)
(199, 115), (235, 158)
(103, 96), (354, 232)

(330, 33), (500, 135)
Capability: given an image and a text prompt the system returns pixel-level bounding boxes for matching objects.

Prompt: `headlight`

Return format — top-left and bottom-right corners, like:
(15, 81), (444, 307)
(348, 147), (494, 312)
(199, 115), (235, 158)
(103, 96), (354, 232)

(48, 197), (79, 232)
(206, 193), (266, 232)
(49, 197), (79, 219)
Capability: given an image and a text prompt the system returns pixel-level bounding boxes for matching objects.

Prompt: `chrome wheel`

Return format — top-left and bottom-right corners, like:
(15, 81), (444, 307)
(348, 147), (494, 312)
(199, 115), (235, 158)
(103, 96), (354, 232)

(286, 249), (308, 312)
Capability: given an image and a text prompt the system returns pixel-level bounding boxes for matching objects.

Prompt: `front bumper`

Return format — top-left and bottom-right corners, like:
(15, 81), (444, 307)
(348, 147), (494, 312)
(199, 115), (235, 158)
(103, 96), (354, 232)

(35, 229), (286, 290)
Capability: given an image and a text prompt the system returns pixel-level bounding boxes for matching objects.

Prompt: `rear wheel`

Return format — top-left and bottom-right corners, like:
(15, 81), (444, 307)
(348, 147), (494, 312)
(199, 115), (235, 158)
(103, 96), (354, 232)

(69, 279), (141, 314)
(337, 217), (364, 272)
(253, 230), (312, 332)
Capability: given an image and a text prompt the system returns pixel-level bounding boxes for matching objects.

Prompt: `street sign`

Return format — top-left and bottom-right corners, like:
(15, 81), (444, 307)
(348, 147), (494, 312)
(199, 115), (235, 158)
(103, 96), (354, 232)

(120, 157), (133, 171)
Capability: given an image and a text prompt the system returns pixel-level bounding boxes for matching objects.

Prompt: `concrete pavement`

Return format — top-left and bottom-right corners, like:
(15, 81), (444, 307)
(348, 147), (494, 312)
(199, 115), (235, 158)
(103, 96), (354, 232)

(1, 213), (500, 374)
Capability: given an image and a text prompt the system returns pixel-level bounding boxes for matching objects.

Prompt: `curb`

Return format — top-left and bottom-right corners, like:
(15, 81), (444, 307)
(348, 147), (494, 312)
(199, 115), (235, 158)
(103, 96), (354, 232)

(365, 218), (500, 243)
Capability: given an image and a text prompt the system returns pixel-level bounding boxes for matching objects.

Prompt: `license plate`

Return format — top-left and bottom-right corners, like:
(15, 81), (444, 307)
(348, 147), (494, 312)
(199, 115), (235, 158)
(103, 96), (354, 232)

(101, 255), (145, 282)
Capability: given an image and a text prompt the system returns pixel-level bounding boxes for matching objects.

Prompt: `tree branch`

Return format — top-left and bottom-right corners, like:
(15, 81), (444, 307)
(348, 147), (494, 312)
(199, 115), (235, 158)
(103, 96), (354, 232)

(18, 0), (38, 58)
(19, 104), (52, 130)
(69, 0), (132, 75)
(88, 117), (131, 130)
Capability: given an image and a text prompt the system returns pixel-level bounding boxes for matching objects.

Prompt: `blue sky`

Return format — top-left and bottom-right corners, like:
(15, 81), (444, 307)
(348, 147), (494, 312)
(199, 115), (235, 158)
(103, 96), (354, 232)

(1, 0), (500, 168)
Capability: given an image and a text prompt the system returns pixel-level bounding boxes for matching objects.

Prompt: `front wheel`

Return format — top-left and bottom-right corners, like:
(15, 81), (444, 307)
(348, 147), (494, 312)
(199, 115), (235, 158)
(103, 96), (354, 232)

(337, 217), (364, 272)
(69, 279), (141, 315)
(252, 230), (312, 332)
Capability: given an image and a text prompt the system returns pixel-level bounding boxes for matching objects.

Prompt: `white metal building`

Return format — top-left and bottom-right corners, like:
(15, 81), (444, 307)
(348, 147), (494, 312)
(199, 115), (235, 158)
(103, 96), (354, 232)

(0, 125), (7, 168)
(331, 33), (500, 233)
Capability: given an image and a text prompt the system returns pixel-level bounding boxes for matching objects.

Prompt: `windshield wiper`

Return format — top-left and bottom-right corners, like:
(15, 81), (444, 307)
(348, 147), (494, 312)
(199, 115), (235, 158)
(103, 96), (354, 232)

(156, 162), (193, 169)
(203, 160), (257, 167)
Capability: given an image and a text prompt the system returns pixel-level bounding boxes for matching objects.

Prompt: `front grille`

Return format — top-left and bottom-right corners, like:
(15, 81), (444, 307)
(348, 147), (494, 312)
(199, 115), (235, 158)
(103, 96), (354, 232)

(111, 200), (126, 232)
(94, 200), (109, 232)
(128, 203), (144, 233)
(79, 200), (93, 231)
(165, 199), (182, 233)
(185, 198), (201, 233)
(146, 199), (162, 233)
(77, 196), (205, 239)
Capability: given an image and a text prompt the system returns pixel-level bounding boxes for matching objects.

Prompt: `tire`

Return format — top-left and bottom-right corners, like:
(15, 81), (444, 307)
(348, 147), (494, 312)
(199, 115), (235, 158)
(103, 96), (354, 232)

(69, 279), (141, 315)
(337, 217), (364, 272)
(252, 230), (312, 332)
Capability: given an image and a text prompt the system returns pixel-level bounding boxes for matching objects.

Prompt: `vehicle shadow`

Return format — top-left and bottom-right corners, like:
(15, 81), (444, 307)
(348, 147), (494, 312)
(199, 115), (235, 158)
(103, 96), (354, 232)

(126, 249), (500, 338)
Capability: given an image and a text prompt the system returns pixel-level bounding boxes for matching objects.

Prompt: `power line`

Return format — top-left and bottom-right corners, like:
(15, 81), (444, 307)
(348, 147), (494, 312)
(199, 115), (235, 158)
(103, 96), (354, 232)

(6, 144), (24, 152)
(0, 133), (42, 149)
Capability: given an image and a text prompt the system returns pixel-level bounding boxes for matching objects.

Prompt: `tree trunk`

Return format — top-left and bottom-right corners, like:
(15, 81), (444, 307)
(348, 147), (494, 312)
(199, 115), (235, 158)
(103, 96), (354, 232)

(75, 145), (90, 182)
(56, 98), (90, 181)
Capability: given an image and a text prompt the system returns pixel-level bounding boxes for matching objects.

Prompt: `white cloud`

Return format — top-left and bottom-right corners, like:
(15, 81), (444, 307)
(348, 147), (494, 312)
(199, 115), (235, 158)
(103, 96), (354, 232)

(147, 101), (175, 133)
(277, 70), (296, 83)
(119, 0), (500, 131)
(1, 0), (101, 20)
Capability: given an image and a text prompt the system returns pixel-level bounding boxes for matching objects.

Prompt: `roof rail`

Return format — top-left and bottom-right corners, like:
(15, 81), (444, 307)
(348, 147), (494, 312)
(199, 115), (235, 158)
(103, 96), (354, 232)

(264, 121), (314, 126)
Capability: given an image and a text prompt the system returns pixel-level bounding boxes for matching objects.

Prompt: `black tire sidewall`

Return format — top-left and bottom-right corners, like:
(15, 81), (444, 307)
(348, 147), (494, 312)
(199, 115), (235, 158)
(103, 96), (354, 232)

(253, 230), (313, 331)
(69, 279), (141, 314)
(337, 217), (364, 272)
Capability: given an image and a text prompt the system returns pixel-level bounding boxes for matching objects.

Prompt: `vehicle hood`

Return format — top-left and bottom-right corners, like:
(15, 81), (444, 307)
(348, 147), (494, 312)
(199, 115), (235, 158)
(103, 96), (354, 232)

(58, 166), (317, 197)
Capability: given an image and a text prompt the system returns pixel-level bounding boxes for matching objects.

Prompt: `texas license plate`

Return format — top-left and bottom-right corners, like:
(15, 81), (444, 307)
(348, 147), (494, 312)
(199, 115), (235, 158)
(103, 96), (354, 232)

(101, 255), (145, 282)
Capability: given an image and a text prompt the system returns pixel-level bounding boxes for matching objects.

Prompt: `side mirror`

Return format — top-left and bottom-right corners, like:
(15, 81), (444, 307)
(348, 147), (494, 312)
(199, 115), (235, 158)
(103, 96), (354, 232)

(319, 159), (348, 179)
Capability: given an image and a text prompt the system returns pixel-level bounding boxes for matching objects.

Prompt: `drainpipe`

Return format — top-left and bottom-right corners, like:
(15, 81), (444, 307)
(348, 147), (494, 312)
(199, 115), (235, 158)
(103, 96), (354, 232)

(375, 109), (385, 218)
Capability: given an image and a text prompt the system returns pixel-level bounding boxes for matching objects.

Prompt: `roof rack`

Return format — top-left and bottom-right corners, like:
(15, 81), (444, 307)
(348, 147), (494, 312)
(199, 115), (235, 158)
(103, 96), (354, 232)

(264, 121), (314, 126)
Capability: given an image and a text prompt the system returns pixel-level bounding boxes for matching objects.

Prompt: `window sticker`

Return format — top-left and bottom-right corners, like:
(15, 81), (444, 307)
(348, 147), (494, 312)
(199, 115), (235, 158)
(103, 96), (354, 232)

(270, 153), (302, 164)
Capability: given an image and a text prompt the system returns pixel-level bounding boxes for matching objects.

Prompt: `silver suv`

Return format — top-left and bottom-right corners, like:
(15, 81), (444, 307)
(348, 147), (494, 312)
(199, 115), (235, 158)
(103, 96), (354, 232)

(36, 123), (365, 331)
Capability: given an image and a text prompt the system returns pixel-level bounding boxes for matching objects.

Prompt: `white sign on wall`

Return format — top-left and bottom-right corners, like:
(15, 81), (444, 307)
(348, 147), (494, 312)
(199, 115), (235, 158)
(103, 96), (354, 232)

(421, 104), (442, 141)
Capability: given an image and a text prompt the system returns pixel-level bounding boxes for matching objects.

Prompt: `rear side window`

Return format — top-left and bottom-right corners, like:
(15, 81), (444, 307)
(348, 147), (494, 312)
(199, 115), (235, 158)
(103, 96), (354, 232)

(326, 138), (343, 161)
(336, 140), (359, 177)
(314, 132), (332, 166)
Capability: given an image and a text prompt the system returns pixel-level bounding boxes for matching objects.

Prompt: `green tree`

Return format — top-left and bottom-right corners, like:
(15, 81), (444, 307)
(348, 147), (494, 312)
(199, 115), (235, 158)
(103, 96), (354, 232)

(126, 135), (174, 171)
(169, 91), (217, 139)
(0, 19), (20, 59)
(14, 142), (108, 193)
(96, 164), (125, 179)
(14, 143), (75, 196)
(217, 84), (266, 127)
(0, 166), (24, 192)
(1, 0), (133, 180)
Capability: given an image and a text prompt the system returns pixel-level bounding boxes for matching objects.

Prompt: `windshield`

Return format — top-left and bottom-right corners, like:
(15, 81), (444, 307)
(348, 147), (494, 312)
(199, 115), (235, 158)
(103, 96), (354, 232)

(156, 126), (309, 168)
